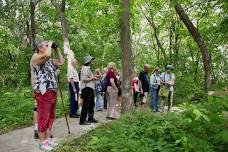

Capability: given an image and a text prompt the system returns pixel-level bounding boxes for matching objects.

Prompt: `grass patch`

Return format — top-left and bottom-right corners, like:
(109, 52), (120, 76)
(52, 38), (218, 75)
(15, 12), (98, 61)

(54, 96), (228, 152)
(0, 88), (68, 134)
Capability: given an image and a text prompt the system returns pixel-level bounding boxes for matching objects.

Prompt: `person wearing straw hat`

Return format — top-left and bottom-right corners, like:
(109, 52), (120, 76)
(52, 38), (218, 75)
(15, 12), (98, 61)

(150, 67), (161, 112)
(79, 55), (98, 125)
(160, 65), (175, 112)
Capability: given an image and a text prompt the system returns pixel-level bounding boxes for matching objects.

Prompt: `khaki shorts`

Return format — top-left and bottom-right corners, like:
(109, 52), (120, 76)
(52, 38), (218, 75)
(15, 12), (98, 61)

(141, 92), (148, 104)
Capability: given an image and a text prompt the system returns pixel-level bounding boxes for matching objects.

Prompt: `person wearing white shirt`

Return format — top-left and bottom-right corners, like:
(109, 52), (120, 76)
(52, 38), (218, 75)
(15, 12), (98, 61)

(160, 65), (175, 112)
(79, 55), (98, 125)
(150, 67), (161, 112)
(67, 59), (80, 118)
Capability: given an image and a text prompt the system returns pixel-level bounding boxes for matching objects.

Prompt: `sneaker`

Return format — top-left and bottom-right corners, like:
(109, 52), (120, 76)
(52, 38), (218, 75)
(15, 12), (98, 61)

(156, 109), (160, 112)
(69, 114), (80, 118)
(34, 130), (39, 139)
(48, 139), (58, 147)
(106, 116), (116, 120)
(79, 121), (91, 125)
(39, 140), (53, 151)
(88, 118), (98, 123)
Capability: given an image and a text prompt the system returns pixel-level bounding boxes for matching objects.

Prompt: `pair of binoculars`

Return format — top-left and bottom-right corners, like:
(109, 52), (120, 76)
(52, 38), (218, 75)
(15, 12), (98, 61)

(51, 42), (59, 49)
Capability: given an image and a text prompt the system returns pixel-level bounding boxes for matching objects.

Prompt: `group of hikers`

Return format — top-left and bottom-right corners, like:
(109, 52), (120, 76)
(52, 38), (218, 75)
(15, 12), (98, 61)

(30, 40), (175, 151)
(133, 64), (175, 112)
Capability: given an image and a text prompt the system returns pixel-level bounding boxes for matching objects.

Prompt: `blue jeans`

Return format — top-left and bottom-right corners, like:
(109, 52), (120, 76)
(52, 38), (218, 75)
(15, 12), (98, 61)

(151, 88), (159, 110)
(69, 82), (79, 116)
(96, 91), (102, 111)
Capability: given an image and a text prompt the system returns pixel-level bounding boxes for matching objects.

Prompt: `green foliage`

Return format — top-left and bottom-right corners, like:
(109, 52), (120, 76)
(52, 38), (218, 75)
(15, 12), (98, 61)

(0, 88), (68, 134)
(0, 0), (227, 142)
(0, 0), (227, 96)
(54, 97), (228, 152)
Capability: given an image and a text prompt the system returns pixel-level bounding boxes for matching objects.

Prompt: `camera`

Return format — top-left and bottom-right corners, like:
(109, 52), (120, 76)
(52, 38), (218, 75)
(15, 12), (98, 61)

(51, 42), (59, 49)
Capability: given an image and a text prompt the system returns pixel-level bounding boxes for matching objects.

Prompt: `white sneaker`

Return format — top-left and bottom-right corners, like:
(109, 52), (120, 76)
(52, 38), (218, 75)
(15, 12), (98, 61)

(39, 140), (53, 151)
(48, 138), (59, 147)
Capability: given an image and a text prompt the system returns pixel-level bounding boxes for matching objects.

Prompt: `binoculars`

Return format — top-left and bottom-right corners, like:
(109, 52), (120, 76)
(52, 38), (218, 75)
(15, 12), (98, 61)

(51, 42), (59, 49)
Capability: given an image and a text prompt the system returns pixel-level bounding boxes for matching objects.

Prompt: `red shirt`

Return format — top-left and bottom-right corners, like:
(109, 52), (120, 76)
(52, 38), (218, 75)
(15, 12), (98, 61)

(132, 78), (139, 93)
(106, 71), (117, 87)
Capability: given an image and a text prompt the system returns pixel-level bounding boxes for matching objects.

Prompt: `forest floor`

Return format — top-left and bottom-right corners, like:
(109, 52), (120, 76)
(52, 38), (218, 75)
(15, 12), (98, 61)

(0, 106), (182, 152)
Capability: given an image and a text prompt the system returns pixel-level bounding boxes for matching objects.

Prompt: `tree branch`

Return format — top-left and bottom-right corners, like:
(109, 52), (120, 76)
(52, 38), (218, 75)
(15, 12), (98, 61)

(51, 0), (60, 9)
(137, 3), (167, 62)
(35, 0), (42, 5)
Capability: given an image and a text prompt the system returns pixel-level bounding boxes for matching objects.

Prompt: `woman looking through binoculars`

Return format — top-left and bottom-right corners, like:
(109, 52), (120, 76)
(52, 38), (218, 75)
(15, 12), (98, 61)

(30, 40), (64, 151)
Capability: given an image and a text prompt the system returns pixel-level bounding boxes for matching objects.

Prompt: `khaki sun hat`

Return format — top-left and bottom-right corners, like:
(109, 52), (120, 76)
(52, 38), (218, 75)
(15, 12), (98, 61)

(84, 55), (95, 64)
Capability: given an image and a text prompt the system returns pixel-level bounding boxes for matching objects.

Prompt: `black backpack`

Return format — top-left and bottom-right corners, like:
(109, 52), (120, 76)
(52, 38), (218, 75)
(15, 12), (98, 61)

(101, 76), (107, 92)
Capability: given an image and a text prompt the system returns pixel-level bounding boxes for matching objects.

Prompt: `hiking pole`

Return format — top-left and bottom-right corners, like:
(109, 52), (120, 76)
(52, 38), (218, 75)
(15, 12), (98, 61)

(57, 74), (71, 134)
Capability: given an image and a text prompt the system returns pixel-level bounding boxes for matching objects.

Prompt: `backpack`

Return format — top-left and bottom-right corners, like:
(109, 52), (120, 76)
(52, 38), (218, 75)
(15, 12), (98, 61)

(101, 76), (108, 92)
(95, 82), (103, 93)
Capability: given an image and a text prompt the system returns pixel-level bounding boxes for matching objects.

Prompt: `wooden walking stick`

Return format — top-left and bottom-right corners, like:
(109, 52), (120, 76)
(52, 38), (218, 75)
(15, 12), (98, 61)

(57, 75), (71, 134)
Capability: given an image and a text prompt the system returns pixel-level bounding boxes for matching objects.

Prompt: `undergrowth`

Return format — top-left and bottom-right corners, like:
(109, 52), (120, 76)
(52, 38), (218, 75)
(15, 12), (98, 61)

(54, 96), (228, 152)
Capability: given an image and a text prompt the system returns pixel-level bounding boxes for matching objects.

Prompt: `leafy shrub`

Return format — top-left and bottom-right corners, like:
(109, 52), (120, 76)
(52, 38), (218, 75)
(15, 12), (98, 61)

(54, 97), (228, 152)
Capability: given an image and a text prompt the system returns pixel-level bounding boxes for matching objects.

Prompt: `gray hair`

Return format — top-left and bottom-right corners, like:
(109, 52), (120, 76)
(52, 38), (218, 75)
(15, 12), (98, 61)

(34, 40), (48, 53)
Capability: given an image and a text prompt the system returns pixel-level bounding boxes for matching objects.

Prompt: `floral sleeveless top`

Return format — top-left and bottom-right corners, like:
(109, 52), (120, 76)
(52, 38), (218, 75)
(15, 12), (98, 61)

(32, 60), (57, 94)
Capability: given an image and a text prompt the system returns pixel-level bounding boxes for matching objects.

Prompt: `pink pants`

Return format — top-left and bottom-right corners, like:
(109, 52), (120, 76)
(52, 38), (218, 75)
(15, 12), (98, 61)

(35, 90), (57, 132)
(107, 86), (118, 118)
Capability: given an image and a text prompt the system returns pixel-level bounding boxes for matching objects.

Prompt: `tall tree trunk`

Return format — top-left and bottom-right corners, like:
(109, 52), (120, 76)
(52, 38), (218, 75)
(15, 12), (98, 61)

(151, 32), (160, 66)
(30, 0), (42, 45)
(173, 19), (180, 69)
(150, 16), (168, 65)
(30, 0), (36, 45)
(175, 4), (212, 92)
(51, 0), (75, 66)
(26, 19), (31, 46)
(172, 13), (180, 69)
(194, 52), (200, 83)
(169, 18), (175, 64)
(121, 0), (133, 113)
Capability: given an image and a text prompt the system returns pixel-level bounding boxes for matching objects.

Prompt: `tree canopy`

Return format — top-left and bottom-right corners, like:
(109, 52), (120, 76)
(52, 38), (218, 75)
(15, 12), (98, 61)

(0, 0), (227, 97)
